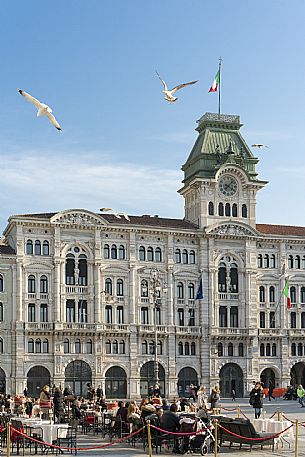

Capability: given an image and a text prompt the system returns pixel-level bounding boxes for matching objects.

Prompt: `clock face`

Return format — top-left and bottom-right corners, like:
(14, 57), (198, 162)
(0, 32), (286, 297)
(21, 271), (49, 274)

(218, 175), (238, 197)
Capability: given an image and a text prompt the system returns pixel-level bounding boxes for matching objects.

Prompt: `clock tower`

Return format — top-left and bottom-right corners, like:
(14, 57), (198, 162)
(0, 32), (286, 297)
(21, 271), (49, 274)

(179, 113), (268, 229)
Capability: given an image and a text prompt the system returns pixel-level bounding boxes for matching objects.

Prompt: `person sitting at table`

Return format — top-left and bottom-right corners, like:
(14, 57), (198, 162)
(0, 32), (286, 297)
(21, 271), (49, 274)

(39, 385), (51, 420)
(160, 403), (180, 453)
(53, 386), (65, 423)
(180, 397), (190, 412)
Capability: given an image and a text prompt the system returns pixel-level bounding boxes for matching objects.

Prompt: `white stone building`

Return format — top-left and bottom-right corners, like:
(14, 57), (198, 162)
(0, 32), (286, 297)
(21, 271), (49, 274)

(0, 112), (304, 399)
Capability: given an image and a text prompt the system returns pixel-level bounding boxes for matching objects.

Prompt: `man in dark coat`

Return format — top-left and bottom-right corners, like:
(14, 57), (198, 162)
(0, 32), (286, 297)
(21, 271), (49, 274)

(53, 386), (65, 423)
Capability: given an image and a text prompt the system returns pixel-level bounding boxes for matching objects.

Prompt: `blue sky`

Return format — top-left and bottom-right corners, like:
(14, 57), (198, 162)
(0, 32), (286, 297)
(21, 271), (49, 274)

(1, 0), (305, 232)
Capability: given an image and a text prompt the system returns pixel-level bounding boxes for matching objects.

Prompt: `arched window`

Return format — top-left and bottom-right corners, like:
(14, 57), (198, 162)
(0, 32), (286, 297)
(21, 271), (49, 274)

(105, 278), (113, 295)
(232, 203), (238, 217)
(42, 241), (49, 256)
(141, 280), (148, 297)
(116, 279), (124, 296)
(28, 304), (35, 322)
(238, 343), (244, 357)
(139, 246), (145, 261)
(302, 256), (305, 269)
(218, 262), (226, 292)
(119, 340), (125, 354)
(142, 340), (148, 354)
(301, 287), (305, 303)
(175, 249), (181, 263)
(34, 240), (41, 255)
(75, 339), (81, 354)
(259, 286), (265, 303)
(104, 244), (110, 259)
(178, 342), (183, 355)
(257, 254), (263, 268)
(290, 312), (297, 329)
(288, 255), (293, 269)
(119, 245), (126, 260)
(208, 202), (214, 215)
(105, 339), (111, 354)
(225, 203), (231, 217)
(260, 343), (265, 356)
(64, 339), (69, 353)
(184, 342), (190, 356)
(177, 282), (184, 299)
(0, 303), (3, 321)
(291, 343), (296, 356)
(111, 244), (117, 259)
(182, 249), (188, 264)
(270, 254), (276, 268)
(272, 343), (277, 356)
(260, 312), (265, 328)
(112, 340), (119, 354)
(266, 343), (271, 356)
(35, 339), (41, 353)
(42, 339), (49, 353)
(28, 275), (36, 293)
(105, 305), (112, 323)
(291, 286), (296, 303)
(28, 339), (34, 353)
(157, 340), (163, 355)
(188, 283), (195, 299)
(263, 254), (269, 268)
(217, 342), (223, 356)
(149, 341), (155, 355)
(40, 275), (48, 293)
(191, 342), (196, 355)
(78, 256), (87, 286)
(155, 247), (162, 262)
(86, 340), (93, 354)
(269, 286), (275, 303)
(296, 255), (301, 269)
(230, 263), (238, 292)
(65, 254), (75, 285)
(26, 240), (33, 255)
(298, 343), (303, 356)
(189, 250), (196, 264)
(242, 204), (247, 218)
(147, 247), (154, 262)
(228, 342), (234, 356)
(218, 202), (224, 216)
(40, 304), (48, 322)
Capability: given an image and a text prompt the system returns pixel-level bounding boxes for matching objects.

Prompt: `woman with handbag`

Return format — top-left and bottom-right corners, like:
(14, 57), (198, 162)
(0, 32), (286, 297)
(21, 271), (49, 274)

(249, 382), (264, 419)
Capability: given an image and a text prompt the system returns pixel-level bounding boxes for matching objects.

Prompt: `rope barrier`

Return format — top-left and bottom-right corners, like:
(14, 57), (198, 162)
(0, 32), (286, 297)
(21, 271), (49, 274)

(218, 423), (294, 441)
(150, 424), (210, 436)
(239, 409), (249, 420)
(269, 411), (277, 419)
(221, 407), (237, 412)
(10, 425), (145, 452)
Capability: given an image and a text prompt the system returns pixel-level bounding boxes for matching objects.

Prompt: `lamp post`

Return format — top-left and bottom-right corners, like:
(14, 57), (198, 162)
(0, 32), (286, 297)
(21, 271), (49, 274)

(148, 268), (167, 387)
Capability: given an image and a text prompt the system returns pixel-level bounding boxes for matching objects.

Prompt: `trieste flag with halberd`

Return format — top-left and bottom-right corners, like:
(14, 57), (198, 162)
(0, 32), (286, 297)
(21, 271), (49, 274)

(283, 278), (292, 310)
(209, 70), (220, 92)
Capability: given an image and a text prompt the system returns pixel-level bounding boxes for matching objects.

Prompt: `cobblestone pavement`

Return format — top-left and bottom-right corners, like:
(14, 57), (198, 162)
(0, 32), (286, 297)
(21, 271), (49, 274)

(5, 398), (305, 457)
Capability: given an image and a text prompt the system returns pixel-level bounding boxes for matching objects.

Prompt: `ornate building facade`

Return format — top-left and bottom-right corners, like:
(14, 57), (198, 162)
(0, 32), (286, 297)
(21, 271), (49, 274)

(0, 112), (304, 399)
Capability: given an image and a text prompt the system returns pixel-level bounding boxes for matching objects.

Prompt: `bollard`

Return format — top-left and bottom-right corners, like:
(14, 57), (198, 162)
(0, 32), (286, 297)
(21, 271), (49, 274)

(6, 421), (10, 457)
(237, 405), (240, 418)
(214, 419), (218, 457)
(147, 419), (152, 457)
(295, 418), (299, 457)
(277, 408), (282, 421)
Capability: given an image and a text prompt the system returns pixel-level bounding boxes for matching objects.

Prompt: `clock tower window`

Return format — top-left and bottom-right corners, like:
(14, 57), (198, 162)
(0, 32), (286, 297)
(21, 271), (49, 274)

(208, 202), (214, 215)
(219, 203), (224, 216)
(242, 204), (248, 218)
(225, 203), (230, 217)
(232, 204), (238, 217)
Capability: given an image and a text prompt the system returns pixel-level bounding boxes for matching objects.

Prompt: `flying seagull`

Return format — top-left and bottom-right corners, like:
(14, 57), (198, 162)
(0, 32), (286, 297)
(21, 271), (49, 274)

(251, 144), (269, 149)
(100, 208), (130, 221)
(18, 89), (62, 131)
(155, 71), (198, 103)
(100, 207), (113, 212)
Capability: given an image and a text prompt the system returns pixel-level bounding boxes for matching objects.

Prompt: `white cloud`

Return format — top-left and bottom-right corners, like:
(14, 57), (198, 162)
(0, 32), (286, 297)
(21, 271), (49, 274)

(0, 149), (184, 231)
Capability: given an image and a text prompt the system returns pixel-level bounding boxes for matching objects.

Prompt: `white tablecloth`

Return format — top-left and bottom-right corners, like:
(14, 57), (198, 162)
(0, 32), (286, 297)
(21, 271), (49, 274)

(19, 419), (69, 444)
(252, 419), (294, 444)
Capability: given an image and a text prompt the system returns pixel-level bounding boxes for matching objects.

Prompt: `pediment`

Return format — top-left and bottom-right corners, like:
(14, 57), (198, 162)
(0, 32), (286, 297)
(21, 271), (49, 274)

(50, 209), (106, 227)
(24, 261), (54, 271)
(206, 222), (259, 238)
(101, 264), (130, 273)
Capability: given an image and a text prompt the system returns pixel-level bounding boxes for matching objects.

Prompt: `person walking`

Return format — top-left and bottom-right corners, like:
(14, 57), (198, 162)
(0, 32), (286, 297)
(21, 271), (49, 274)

(231, 389), (236, 401)
(250, 382), (264, 419)
(268, 380), (275, 401)
(297, 384), (305, 407)
(210, 385), (221, 413)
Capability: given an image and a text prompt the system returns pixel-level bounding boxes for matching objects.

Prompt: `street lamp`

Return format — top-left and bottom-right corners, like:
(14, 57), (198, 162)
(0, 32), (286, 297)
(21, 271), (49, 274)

(148, 268), (167, 387)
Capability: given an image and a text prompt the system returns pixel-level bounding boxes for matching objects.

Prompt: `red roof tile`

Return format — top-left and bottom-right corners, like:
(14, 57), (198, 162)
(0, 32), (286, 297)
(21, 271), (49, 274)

(256, 224), (305, 237)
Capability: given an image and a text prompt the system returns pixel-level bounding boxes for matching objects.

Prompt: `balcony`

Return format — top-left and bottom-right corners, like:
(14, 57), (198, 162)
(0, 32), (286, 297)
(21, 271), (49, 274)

(65, 286), (88, 294)
(218, 293), (239, 301)
(176, 326), (202, 335)
(24, 322), (54, 331)
(210, 328), (250, 337)
(259, 329), (282, 336)
(288, 329), (305, 337)
(104, 323), (130, 332)
(138, 324), (168, 334)
(62, 322), (96, 330)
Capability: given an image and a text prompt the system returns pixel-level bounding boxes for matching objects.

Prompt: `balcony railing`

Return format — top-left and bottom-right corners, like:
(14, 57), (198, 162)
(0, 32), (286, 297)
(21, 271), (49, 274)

(138, 324), (168, 333)
(218, 293), (239, 301)
(65, 286), (88, 294)
(104, 323), (129, 332)
(24, 322), (54, 331)
(62, 322), (96, 330)
(259, 329), (282, 335)
(210, 327), (249, 336)
(176, 326), (201, 335)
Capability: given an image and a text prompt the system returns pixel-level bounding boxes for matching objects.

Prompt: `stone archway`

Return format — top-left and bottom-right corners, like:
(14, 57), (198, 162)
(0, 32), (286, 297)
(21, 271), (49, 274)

(27, 366), (51, 397)
(177, 367), (198, 398)
(219, 363), (244, 398)
(0, 368), (6, 394)
(140, 362), (165, 398)
(105, 366), (127, 399)
(291, 362), (305, 387)
(260, 368), (276, 389)
(65, 360), (92, 397)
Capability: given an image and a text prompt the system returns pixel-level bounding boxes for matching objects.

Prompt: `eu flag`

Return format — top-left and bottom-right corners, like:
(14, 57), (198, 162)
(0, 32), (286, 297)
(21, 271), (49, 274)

(196, 279), (203, 300)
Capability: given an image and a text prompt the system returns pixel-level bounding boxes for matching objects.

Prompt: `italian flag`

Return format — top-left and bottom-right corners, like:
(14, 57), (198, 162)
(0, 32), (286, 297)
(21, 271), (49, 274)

(209, 70), (220, 92)
(283, 279), (291, 310)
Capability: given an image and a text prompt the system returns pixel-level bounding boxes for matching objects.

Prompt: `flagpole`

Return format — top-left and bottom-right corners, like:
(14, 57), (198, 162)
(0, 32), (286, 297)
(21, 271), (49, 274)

(218, 57), (222, 117)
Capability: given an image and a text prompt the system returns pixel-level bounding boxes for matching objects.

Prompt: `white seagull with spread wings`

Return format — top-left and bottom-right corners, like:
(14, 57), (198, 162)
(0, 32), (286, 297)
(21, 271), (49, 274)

(251, 144), (269, 149)
(100, 208), (130, 221)
(156, 71), (198, 103)
(18, 89), (62, 131)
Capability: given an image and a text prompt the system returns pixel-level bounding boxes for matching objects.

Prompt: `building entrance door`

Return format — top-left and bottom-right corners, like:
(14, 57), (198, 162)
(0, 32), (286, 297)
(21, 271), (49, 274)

(219, 363), (244, 398)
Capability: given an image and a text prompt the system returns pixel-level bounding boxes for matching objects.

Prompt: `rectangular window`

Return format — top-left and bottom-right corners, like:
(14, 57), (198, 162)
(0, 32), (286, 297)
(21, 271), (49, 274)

(290, 312), (297, 329)
(301, 312), (305, 328)
(230, 306), (238, 328)
(178, 308), (184, 326)
(28, 304), (35, 322)
(219, 306), (227, 327)
(188, 308), (195, 326)
(78, 301), (87, 323)
(155, 307), (161, 325)
(66, 300), (75, 322)
(40, 304), (48, 322)
(269, 311), (275, 328)
(116, 306), (124, 324)
(141, 307), (149, 324)
(105, 306), (112, 324)
(260, 312), (265, 328)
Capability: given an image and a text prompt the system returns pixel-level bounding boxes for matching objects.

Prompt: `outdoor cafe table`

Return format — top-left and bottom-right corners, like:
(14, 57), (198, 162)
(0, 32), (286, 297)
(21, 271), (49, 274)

(252, 418), (294, 445)
(19, 418), (69, 444)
